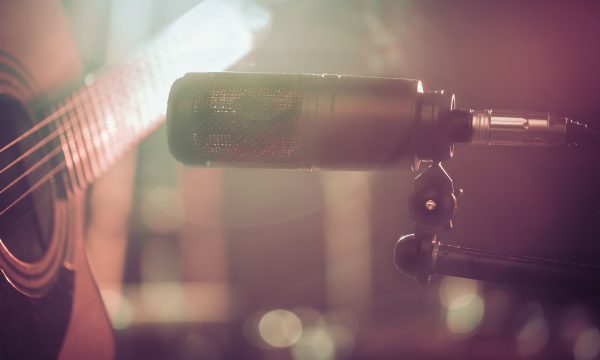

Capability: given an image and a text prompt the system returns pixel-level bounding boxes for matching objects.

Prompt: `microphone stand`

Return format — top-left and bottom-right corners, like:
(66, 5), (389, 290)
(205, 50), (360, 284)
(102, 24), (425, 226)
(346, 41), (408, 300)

(393, 160), (600, 290)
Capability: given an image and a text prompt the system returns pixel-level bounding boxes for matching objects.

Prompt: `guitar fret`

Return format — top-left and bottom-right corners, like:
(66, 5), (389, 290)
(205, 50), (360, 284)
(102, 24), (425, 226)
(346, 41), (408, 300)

(91, 76), (114, 170)
(105, 72), (122, 161)
(106, 73), (124, 157)
(113, 74), (129, 154)
(65, 111), (86, 190)
(64, 96), (94, 185)
(76, 88), (101, 179)
(55, 115), (81, 193)
(100, 74), (118, 164)
(96, 78), (112, 163)
(86, 83), (109, 174)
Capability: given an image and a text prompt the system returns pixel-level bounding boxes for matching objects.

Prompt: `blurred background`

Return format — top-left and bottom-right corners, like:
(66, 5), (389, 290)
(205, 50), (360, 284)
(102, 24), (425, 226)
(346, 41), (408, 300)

(61, 0), (600, 359)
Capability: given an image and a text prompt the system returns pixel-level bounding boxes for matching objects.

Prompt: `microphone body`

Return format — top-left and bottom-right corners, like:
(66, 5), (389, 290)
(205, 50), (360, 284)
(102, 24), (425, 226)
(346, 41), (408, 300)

(167, 72), (588, 170)
(167, 72), (467, 170)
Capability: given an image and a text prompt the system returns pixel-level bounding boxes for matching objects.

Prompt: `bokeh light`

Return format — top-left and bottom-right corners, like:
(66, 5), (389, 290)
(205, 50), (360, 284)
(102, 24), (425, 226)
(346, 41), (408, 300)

(287, 309), (358, 360)
(515, 303), (549, 356)
(258, 309), (303, 348)
(439, 276), (484, 338)
(291, 327), (336, 360)
(439, 276), (479, 309)
(574, 328), (600, 360)
(446, 293), (485, 337)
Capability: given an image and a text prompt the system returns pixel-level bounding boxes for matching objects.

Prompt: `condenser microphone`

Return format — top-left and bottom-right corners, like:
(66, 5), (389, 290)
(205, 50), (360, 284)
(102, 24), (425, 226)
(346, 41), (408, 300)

(167, 72), (588, 170)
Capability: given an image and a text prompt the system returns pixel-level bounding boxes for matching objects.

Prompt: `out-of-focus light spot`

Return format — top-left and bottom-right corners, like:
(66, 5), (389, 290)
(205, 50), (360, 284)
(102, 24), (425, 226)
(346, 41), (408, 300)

(162, 0), (256, 81)
(258, 309), (303, 348)
(291, 327), (336, 360)
(439, 276), (479, 309)
(288, 310), (358, 359)
(515, 304), (549, 356)
(446, 293), (485, 337)
(574, 328), (600, 360)
(139, 186), (182, 233)
(100, 288), (133, 330)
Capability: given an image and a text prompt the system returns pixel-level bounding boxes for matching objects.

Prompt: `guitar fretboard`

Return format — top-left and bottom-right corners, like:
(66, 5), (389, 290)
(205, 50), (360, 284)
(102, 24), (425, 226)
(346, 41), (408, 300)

(49, 0), (258, 194)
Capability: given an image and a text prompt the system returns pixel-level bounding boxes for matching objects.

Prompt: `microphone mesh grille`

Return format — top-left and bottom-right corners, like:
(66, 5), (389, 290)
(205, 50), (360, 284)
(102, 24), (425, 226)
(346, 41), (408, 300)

(191, 76), (303, 163)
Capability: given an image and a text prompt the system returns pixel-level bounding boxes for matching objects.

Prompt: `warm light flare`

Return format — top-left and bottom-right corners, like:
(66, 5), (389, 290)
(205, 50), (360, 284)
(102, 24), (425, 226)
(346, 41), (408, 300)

(258, 309), (303, 348)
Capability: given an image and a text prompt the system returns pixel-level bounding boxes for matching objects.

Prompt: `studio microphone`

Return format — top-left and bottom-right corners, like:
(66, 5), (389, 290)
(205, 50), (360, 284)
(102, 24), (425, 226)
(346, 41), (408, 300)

(167, 72), (588, 170)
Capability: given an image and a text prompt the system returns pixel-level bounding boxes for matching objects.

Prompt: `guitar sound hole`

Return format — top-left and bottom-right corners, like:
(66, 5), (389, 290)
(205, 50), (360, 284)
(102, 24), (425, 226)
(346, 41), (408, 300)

(0, 95), (56, 263)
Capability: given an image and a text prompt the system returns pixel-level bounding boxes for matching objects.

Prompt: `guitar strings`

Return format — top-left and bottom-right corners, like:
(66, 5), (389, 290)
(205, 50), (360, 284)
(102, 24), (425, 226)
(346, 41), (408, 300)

(0, 13), (198, 219)
(0, 123), (72, 177)
(0, 86), (143, 216)
(0, 42), (167, 173)
(1, 68), (118, 174)
(0, 91), (83, 155)
(0, 89), (108, 214)
(0, 117), (100, 216)
(0, 161), (67, 216)
(0, 53), (169, 216)
(0, 105), (84, 187)
(0, 146), (63, 198)
(0, 128), (72, 216)
(0, 64), (122, 159)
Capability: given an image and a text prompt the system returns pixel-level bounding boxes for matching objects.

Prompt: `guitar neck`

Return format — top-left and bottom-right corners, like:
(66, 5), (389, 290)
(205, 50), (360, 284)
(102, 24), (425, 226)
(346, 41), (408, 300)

(51, 0), (258, 192)
(52, 54), (170, 191)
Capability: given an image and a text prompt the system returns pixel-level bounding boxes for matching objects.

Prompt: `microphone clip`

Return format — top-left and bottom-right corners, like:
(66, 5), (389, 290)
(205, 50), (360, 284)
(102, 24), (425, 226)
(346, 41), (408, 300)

(398, 161), (459, 286)
(408, 162), (458, 230)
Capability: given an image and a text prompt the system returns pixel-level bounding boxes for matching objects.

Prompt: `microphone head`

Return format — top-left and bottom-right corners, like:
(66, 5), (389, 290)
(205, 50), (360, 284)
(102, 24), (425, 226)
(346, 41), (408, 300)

(167, 72), (423, 169)
(167, 72), (305, 167)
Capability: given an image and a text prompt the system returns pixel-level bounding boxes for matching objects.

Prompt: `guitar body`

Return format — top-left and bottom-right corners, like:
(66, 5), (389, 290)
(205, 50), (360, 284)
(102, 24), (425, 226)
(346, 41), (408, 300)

(0, 1), (113, 358)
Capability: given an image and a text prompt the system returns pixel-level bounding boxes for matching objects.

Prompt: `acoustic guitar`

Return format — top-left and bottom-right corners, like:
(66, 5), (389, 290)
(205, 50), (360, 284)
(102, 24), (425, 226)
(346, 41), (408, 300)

(0, 0), (260, 358)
